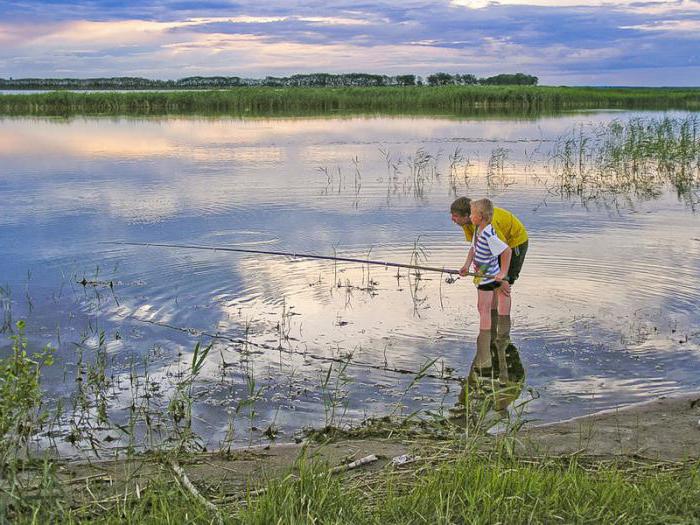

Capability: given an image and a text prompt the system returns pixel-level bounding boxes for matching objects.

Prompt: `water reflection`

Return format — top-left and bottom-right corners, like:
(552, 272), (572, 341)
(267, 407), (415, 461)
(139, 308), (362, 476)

(452, 333), (525, 426)
(0, 113), (699, 456)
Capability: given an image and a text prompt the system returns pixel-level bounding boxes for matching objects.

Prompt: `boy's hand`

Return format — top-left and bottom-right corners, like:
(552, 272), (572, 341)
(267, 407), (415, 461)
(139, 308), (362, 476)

(459, 265), (470, 277)
(498, 278), (511, 296)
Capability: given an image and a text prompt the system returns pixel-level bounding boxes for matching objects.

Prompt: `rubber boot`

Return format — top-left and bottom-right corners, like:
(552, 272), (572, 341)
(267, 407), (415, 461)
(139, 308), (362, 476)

(490, 309), (498, 341)
(495, 315), (511, 382)
(474, 329), (493, 371)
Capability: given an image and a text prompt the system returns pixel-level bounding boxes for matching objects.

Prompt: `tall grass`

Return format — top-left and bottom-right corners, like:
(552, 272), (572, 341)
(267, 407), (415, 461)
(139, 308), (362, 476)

(2, 86), (700, 116)
(5, 448), (689, 524)
(371, 452), (700, 524)
(550, 116), (700, 207)
(237, 458), (367, 525)
(0, 321), (57, 522)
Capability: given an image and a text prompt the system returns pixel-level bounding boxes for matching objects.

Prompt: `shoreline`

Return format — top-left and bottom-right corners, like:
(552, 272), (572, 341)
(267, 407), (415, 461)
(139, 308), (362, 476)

(55, 389), (700, 473)
(12, 390), (698, 520)
(518, 390), (700, 461)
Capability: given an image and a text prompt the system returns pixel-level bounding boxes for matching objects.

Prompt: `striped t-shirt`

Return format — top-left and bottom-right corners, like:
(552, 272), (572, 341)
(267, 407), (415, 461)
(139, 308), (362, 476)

(462, 207), (528, 248)
(472, 224), (509, 285)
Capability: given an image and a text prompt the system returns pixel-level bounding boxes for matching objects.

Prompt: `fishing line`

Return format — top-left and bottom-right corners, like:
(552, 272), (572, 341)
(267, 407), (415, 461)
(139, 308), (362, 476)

(103, 241), (486, 277)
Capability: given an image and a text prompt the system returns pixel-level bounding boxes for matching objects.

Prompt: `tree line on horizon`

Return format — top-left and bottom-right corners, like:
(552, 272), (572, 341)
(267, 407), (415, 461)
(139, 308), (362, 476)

(0, 72), (538, 90)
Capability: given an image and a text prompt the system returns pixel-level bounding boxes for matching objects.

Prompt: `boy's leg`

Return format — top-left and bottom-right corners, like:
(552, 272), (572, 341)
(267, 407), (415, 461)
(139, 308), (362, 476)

(477, 289), (494, 331)
(498, 240), (528, 314)
(475, 289), (494, 368)
(493, 241), (526, 381)
(495, 291), (512, 381)
(496, 286), (511, 316)
(490, 295), (498, 340)
(496, 291), (511, 343)
(490, 312), (498, 340)
(491, 301), (508, 380)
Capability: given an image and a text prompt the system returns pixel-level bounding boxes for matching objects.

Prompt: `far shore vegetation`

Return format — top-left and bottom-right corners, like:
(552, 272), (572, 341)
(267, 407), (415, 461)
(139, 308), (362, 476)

(1, 72), (539, 90)
(2, 85), (700, 117)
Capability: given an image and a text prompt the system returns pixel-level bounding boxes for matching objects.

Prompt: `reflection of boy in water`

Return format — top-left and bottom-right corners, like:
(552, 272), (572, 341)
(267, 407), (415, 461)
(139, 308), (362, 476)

(455, 198), (511, 369)
(459, 340), (525, 418)
(450, 197), (529, 366)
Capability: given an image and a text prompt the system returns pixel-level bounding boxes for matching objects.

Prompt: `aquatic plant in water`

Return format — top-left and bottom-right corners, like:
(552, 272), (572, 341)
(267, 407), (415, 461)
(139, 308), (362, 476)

(549, 116), (700, 208)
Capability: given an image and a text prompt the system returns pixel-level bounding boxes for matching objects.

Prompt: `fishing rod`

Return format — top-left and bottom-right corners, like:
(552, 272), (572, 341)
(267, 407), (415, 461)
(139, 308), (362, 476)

(105, 241), (491, 278)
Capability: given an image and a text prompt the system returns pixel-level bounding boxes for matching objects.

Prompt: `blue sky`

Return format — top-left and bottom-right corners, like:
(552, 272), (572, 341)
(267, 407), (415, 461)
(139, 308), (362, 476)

(1, 0), (699, 85)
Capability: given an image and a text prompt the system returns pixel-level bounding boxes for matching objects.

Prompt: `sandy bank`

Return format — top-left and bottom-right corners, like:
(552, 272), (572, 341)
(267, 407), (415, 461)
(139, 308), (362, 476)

(519, 391), (700, 461)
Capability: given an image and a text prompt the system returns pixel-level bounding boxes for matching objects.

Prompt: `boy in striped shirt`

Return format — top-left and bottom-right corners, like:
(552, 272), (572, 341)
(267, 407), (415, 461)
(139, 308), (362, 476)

(459, 198), (511, 369)
(451, 196), (529, 368)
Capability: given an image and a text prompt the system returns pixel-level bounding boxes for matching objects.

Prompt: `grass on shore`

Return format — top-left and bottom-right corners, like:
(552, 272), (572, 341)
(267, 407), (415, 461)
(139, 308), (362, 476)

(9, 445), (697, 524)
(2, 86), (700, 116)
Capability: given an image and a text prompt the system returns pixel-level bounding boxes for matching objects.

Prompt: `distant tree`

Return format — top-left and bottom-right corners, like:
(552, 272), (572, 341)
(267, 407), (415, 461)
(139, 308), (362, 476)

(427, 72), (454, 86)
(0, 72), (540, 90)
(394, 74), (416, 86)
(456, 74), (478, 85)
(262, 76), (285, 87)
(177, 76), (241, 88)
(343, 73), (387, 87)
(480, 73), (538, 86)
(315, 73), (336, 87)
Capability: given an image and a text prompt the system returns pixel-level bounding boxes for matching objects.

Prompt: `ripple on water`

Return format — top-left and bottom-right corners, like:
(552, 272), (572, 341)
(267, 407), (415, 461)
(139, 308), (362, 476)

(2, 114), (700, 455)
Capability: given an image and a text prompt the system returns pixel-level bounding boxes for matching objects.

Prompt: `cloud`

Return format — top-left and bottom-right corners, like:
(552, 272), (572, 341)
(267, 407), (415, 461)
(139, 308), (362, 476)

(621, 19), (700, 32)
(452, 0), (699, 7)
(451, 0), (492, 8)
(0, 0), (699, 84)
(297, 16), (378, 26)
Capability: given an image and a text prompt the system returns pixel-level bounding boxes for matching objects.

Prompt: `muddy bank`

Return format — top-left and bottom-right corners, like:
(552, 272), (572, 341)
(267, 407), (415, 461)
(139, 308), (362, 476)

(51, 438), (413, 509)
(52, 391), (700, 507)
(518, 391), (700, 461)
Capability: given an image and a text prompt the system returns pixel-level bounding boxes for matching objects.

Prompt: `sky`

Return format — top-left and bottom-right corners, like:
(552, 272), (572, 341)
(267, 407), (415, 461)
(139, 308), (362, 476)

(1, 0), (699, 86)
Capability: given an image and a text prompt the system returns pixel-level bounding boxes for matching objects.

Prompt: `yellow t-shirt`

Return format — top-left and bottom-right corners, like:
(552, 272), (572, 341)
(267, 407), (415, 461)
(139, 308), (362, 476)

(462, 207), (528, 247)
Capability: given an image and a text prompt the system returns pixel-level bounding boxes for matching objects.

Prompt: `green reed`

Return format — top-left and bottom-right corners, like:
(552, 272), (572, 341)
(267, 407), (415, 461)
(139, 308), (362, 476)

(167, 340), (213, 453)
(550, 116), (700, 207)
(0, 320), (56, 521)
(2, 86), (700, 116)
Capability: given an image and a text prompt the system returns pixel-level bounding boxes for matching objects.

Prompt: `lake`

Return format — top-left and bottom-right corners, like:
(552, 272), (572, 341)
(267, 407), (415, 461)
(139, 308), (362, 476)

(1, 111), (698, 455)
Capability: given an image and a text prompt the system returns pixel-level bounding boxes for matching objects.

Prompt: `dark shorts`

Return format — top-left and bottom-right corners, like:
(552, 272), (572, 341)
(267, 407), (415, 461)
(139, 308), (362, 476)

(477, 281), (502, 291)
(506, 240), (528, 284)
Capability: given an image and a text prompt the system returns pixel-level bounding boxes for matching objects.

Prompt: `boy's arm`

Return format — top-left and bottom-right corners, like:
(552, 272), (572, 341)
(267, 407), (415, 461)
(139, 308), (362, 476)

(460, 245), (475, 277)
(496, 246), (512, 282)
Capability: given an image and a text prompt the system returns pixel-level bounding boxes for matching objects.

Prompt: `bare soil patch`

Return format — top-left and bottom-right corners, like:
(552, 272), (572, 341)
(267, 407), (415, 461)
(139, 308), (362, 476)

(518, 391), (700, 461)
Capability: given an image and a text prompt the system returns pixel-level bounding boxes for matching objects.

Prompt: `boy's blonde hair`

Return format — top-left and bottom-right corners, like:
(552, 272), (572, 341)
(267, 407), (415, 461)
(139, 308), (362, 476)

(471, 198), (494, 222)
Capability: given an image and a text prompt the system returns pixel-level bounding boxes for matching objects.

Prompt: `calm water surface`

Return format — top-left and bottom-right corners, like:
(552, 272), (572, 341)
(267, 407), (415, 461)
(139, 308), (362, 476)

(1, 112), (698, 454)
